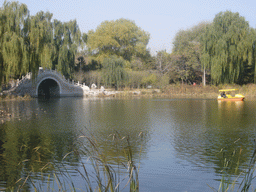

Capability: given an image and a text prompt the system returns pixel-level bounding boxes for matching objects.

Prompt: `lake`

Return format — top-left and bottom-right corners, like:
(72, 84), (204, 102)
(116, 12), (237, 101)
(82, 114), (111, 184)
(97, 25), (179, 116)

(0, 97), (256, 191)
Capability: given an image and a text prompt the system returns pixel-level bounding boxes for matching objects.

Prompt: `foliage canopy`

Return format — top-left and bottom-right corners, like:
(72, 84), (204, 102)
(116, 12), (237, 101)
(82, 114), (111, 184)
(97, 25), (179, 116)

(0, 1), (84, 84)
(102, 56), (128, 89)
(87, 18), (150, 64)
(201, 11), (255, 84)
(2, 1), (256, 88)
(172, 22), (210, 84)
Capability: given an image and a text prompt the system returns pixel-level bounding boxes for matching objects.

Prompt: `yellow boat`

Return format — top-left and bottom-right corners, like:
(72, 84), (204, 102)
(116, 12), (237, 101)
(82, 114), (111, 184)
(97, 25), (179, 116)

(218, 89), (245, 101)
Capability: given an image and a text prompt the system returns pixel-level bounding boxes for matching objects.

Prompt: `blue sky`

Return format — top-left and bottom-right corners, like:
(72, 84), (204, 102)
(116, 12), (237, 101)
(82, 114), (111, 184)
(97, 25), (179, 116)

(2, 0), (256, 54)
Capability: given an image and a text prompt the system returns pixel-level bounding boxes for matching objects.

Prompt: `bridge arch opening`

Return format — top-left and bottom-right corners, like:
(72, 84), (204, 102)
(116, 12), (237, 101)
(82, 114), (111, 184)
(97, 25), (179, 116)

(38, 78), (60, 98)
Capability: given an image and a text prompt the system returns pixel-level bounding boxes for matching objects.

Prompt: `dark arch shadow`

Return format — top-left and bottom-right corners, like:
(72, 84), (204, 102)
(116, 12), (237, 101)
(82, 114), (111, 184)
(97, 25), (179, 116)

(38, 79), (60, 99)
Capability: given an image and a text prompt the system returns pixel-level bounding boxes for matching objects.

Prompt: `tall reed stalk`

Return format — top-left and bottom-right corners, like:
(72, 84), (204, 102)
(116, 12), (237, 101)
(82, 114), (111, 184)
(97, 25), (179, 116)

(209, 140), (256, 192)
(6, 131), (141, 192)
(239, 141), (256, 192)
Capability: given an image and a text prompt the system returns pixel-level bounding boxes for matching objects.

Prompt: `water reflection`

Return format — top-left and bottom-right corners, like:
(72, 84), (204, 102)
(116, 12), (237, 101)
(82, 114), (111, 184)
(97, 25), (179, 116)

(0, 98), (151, 190)
(169, 99), (256, 176)
(0, 99), (80, 190)
(0, 98), (256, 191)
(77, 98), (151, 163)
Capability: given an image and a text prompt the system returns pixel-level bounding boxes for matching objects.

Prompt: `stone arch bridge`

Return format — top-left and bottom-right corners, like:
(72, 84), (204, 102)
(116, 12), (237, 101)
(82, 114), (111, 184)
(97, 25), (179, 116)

(11, 68), (93, 97)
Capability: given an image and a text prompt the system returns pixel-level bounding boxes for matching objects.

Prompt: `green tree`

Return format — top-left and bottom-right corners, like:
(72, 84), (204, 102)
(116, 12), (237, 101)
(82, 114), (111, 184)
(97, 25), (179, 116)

(55, 20), (82, 78)
(201, 11), (254, 84)
(141, 73), (157, 87)
(127, 71), (146, 88)
(87, 18), (150, 64)
(0, 1), (83, 84)
(0, 1), (29, 83)
(28, 12), (82, 79)
(102, 56), (128, 89)
(155, 50), (173, 74)
(250, 28), (256, 83)
(29, 11), (54, 76)
(172, 22), (210, 85)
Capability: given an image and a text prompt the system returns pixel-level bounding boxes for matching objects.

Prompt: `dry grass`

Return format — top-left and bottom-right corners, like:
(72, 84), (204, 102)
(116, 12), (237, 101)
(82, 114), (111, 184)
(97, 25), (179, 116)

(161, 84), (218, 98)
(111, 84), (256, 99)
(0, 93), (32, 101)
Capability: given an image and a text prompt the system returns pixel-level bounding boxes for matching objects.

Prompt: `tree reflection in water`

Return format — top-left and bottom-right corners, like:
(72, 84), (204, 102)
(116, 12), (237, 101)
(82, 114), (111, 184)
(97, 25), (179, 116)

(169, 100), (255, 177)
(0, 98), (148, 191)
(0, 98), (256, 191)
(0, 120), (79, 191)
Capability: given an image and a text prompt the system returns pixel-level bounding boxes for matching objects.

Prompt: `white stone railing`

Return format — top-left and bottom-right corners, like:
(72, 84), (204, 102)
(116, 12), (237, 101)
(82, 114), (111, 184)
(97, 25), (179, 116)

(5, 67), (114, 96)
(10, 68), (89, 90)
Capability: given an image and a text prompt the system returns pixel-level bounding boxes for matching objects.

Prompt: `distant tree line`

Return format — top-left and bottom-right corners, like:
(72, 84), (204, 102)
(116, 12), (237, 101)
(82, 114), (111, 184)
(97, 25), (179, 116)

(78, 10), (256, 88)
(162, 11), (256, 86)
(1, 1), (256, 88)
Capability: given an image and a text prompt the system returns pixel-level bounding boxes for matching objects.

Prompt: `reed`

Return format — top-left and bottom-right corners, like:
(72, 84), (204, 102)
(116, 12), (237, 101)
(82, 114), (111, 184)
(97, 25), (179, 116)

(239, 141), (256, 192)
(3, 132), (256, 192)
(5, 131), (141, 192)
(209, 140), (256, 192)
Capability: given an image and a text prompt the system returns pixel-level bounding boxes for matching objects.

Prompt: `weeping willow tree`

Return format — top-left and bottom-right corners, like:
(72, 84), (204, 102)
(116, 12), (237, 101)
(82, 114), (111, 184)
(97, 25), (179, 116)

(55, 20), (82, 78)
(28, 13), (82, 78)
(248, 28), (256, 83)
(201, 11), (255, 84)
(0, 1), (83, 85)
(102, 56), (128, 89)
(29, 11), (55, 76)
(0, 1), (29, 84)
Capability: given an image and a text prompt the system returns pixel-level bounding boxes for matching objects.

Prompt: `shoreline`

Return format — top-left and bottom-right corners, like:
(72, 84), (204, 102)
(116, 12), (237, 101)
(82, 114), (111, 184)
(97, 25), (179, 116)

(112, 84), (256, 99)
(1, 84), (256, 101)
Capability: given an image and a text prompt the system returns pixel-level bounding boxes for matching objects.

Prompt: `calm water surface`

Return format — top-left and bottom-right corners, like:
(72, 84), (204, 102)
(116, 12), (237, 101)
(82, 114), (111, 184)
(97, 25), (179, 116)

(0, 97), (256, 191)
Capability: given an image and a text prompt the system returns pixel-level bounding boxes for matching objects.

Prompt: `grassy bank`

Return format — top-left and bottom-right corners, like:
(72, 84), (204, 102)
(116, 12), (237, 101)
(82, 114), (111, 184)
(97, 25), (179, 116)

(112, 84), (256, 99)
